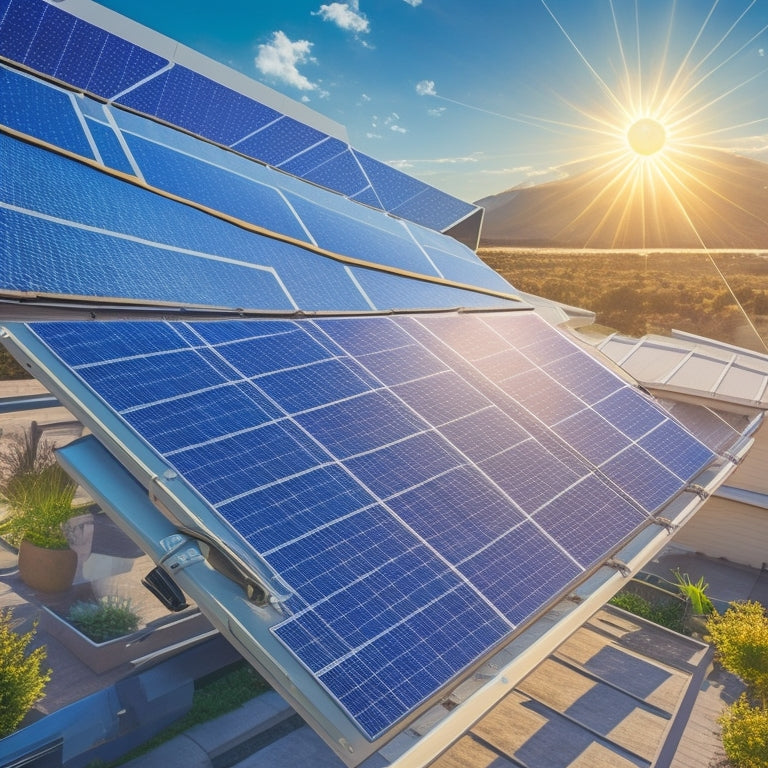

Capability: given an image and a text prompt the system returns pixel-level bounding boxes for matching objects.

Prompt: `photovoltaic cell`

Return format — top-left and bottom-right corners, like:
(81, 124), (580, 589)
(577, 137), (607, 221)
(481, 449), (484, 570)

(16, 311), (716, 741)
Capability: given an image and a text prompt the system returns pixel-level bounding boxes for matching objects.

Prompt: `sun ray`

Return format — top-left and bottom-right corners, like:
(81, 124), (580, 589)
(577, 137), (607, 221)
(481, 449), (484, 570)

(651, 156), (768, 352)
(655, 0), (721, 117)
(539, 0), (633, 121)
(663, 16), (768, 118)
(666, 66), (767, 134)
(608, 0), (636, 114)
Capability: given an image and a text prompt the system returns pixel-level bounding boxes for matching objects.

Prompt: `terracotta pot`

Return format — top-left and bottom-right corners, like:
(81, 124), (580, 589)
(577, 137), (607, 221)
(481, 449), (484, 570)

(18, 539), (78, 592)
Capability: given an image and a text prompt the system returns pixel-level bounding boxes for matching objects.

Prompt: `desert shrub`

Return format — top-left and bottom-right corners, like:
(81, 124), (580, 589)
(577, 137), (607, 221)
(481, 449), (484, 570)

(0, 609), (51, 737)
(719, 695), (768, 768)
(67, 596), (139, 643)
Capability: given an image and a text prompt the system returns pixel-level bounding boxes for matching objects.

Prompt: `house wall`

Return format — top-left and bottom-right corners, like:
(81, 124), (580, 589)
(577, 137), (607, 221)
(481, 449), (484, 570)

(675, 496), (768, 570)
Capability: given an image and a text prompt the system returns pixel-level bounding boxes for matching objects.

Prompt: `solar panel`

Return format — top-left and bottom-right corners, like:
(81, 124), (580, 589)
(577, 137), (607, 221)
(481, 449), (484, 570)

(1, 310), (717, 743)
(0, 64), (516, 311)
(0, 0), (481, 239)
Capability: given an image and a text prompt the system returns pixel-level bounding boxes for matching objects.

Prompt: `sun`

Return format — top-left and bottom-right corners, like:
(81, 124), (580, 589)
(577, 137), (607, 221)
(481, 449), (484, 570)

(626, 118), (666, 156)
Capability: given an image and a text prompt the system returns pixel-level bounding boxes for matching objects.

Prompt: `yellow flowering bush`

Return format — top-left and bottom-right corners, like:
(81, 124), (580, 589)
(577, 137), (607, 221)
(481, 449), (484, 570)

(706, 601), (768, 707)
(719, 695), (768, 768)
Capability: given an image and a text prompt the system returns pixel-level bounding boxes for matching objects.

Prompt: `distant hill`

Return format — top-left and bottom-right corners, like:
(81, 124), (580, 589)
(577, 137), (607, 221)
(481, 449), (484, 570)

(476, 149), (768, 249)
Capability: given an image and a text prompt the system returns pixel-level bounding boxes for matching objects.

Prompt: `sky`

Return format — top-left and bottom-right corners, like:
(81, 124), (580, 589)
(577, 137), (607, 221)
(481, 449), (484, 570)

(94, 0), (768, 204)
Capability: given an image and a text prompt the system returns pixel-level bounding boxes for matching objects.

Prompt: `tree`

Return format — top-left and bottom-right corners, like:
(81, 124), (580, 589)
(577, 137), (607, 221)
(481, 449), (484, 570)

(719, 695), (768, 768)
(707, 601), (768, 708)
(0, 609), (51, 737)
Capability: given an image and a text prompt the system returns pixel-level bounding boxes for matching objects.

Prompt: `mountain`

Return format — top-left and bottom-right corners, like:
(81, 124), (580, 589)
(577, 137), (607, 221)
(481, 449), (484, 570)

(476, 149), (768, 249)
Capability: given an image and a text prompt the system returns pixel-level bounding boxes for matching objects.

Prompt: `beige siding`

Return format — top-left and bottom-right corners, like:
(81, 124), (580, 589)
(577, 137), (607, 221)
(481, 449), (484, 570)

(675, 497), (768, 569)
(726, 427), (768, 495)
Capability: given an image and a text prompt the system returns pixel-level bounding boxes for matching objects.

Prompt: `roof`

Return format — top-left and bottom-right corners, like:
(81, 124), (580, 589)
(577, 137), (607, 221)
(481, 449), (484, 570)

(593, 330), (768, 411)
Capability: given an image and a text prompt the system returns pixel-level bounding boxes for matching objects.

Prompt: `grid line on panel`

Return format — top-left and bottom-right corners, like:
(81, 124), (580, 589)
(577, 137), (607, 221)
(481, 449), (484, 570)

(406, 313), (713, 514)
(307, 319), (595, 574)
(20, 312), (719, 744)
(0, 123), (521, 305)
(309, 582), (472, 677)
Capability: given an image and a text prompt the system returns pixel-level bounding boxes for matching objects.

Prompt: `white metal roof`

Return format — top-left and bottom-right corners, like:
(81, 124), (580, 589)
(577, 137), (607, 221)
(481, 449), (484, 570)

(593, 329), (768, 410)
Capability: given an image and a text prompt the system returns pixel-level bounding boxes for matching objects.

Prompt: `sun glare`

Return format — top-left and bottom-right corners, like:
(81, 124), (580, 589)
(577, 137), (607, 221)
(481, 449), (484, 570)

(534, 0), (768, 352)
(626, 118), (666, 156)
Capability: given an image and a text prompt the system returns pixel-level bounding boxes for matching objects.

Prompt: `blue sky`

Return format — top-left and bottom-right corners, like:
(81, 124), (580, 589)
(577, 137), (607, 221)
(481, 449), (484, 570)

(95, 1), (768, 203)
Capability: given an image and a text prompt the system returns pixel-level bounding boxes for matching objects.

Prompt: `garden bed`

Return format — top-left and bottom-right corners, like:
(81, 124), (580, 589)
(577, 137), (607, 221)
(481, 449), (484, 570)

(40, 605), (214, 674)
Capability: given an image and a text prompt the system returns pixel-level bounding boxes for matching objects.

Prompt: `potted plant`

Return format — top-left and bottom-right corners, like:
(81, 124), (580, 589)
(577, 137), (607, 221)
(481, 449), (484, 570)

(673, 569), (715, 636)
(0, 428), (82, 592)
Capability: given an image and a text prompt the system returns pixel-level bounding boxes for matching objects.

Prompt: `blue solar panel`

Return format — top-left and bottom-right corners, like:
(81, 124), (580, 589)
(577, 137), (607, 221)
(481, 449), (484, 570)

(84, 117), (135, 175)
(638, 419), (716, 480)
(593, 387), (666, 440)
(301, 149), (370, 198)
(277, 136), (349, 176)
(123, 133), (312, 243)
(19, 2), (75, 76)
(282, 191), (439, 277)
(600, 444), (683, 512)
(234, 117), (329, 167)
(118, 66), (282, 147)
(1, 66), (514, 311)
(532, 476), (647, 565)
(457, 520), (582, 626)
(552, 409), (630, 465)
(0, 0), (45, 63)
(0, 67), (94, 158)
(15, 311), (716, 742)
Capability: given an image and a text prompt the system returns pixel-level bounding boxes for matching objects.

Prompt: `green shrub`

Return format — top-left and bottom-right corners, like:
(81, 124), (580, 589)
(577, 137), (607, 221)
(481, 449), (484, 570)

(719, 694), (768, 768)
(67, 596), (140, 643)
(0, 609), (51, 737)
(609, 590), (687, 634)
(707, 601), (768, 708)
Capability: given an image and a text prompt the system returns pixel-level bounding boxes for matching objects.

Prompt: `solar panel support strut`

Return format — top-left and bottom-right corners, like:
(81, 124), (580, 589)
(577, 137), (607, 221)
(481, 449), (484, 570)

(605, 558), (631, 577)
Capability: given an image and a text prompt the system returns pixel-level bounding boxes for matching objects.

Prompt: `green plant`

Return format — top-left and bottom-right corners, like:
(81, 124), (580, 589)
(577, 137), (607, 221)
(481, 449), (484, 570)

(0, 427), (80, 550)
(608, 590), (687, 634)
(673, 570), (715, 616)
(707, 601), (768, 708)
(0, 608), (51, 737)
(719, 694), (768, 768)
(66, 596), (140, 643)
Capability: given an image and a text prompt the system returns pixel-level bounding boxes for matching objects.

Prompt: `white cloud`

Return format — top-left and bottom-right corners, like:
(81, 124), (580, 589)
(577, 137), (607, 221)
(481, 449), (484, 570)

(433, 154), (481, 164)
(314, 2), (370, 34)
(361, 93), (371, 102)
(383, 113), (406, 133)
(428, 107), (446, 118)
(390, 124), (407, 134)
(480, 165), (565, 180)
(366, 131), (382, 139)
(416, 79), (436, 96)
(388, 159), (415, 170)
(255, 31), (318, 91)
(403, 0), (422, 6)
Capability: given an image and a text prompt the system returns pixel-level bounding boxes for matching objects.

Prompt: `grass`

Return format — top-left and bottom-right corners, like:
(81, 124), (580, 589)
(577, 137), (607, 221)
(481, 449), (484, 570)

(91, 661), (270, 767)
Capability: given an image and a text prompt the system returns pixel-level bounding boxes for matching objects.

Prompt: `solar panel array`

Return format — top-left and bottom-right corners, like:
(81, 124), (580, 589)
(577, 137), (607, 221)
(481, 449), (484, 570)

(0, 62), (514, 312)
(23, 311), (715, 739)
(0, 0), (479, 236)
